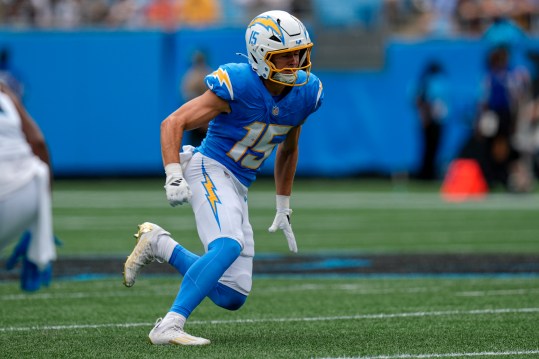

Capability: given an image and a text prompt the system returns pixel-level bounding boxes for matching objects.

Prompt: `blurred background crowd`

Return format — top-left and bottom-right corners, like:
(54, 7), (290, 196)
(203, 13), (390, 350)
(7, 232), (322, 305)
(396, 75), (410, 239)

(1, 0), (539, 37)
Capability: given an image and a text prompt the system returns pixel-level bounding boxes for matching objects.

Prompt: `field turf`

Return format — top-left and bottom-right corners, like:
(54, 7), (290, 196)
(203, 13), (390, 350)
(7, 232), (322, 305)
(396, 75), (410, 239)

(1, 177), (538, 358)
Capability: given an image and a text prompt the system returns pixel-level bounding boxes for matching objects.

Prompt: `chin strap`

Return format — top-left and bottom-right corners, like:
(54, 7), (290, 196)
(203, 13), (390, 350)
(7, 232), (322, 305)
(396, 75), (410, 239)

(272, 72), (296, 84)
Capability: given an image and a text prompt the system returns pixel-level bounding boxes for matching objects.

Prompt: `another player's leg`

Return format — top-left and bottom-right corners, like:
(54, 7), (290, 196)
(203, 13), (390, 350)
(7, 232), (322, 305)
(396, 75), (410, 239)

(148, 236), (242, 345)
(0, 178), (38, 252)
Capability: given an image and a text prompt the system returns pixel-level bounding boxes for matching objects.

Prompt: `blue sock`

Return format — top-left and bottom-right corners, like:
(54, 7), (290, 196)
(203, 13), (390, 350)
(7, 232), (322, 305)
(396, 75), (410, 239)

(168, 245), (199, 276)
(170, 237), (244, 318)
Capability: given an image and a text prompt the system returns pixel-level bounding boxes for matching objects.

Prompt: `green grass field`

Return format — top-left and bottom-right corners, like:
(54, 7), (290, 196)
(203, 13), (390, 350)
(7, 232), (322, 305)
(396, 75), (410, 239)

(1, 178), (538, 358)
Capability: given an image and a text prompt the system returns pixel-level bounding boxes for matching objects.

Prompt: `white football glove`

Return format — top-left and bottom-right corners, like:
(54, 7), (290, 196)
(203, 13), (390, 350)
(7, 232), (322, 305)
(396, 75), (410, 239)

(268, 195), (297, 253)
(164, 163), (191, 206)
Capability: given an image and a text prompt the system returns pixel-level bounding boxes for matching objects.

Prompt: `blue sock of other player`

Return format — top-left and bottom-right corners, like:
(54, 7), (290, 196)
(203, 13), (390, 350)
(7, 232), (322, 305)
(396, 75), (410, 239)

(169, 237), (246, 323)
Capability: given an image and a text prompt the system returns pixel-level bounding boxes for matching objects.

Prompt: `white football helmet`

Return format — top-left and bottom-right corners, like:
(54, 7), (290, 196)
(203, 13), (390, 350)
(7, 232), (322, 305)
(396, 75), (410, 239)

(245, 10), (313, 86)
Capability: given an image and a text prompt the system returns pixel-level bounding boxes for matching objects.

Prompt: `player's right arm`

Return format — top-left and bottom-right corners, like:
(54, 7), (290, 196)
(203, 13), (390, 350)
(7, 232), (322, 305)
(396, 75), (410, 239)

(161, 89), (230, 206)
(161, 89), (230, 166)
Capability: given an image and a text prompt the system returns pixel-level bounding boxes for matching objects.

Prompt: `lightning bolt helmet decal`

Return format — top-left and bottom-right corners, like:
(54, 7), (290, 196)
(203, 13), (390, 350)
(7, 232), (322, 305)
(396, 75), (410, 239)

(248, 15), (285, 44)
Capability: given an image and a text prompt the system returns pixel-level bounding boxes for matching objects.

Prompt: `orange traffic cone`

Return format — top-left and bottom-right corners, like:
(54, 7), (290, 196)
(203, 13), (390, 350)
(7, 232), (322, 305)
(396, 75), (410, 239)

(441, 159), (488, 202)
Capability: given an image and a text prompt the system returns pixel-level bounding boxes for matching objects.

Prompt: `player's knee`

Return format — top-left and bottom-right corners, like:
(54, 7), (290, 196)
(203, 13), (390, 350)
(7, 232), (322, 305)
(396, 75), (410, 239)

(224, 293), (247, 311)
(223, 274), (250, 310)
(217, 290), (247, 311)
(210, 282), (248, 310)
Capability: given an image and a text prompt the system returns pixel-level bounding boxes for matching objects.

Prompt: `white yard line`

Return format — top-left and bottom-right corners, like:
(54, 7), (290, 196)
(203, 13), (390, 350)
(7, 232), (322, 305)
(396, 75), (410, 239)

(1, 307), (537, 332)
(316, 349), (539, 359)
(456, 288), (539, 297)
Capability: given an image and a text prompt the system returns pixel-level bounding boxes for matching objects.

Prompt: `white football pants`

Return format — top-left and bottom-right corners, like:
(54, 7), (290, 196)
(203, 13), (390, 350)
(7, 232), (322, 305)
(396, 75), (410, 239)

(182, 149), (254, 295)
(0, 163), (55, 269)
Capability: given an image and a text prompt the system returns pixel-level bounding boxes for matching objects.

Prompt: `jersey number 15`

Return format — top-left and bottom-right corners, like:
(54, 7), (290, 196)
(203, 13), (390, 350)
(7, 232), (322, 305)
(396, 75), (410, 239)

(227, 122), (292, 170)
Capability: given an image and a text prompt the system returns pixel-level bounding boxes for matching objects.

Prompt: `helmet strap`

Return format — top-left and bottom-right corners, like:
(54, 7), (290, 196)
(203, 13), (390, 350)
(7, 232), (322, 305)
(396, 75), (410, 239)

(272, 72), (296, 84)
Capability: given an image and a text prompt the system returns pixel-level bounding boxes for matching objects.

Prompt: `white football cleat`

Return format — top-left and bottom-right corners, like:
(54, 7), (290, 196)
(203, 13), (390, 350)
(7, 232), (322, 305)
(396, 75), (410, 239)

(123, 222), (168, 287)
(149, 317), (211, 346)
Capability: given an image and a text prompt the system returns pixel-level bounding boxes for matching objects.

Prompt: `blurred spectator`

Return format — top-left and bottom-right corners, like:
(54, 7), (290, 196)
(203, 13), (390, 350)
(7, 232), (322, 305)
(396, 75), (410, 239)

(397, 0), (458, 37)
(528, 50), (539, 179)
(456, 0), (539, 37)
(414, 60), (451, 180)
(2, 0), (35, 27)
(511, 0), (538, 32)
(145, 0), (180, 29)
(106, 0), (148, 28)
(83, 0), (110, 25)
(510, 49), (539, 189)
(1, 0), (539, 33)
(482, 11), (530, 84)
(455, 0), (483, 35)
(180, 0), (220, 26)
(384, 0), (417, 34)
(427, 0), (458, 36)
(476, 45), (531, 190)
(180, 50), (211, 146)
(30, 0), (54, 27)
(483, 11), (528, 51)
(53, 0), (83, 28)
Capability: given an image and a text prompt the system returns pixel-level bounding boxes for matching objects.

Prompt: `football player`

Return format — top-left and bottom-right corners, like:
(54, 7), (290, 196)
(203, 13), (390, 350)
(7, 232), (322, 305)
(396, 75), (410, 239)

(0, 80), (56, 290)
(123, 10), (324, 345)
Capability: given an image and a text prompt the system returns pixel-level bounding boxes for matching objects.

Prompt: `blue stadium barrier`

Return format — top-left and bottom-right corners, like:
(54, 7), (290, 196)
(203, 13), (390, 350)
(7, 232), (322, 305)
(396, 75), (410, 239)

(1, 29), (535, 178)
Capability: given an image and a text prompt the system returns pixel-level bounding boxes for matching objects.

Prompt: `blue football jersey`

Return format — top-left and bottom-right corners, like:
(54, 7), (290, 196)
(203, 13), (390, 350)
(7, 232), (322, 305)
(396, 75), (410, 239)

(197, 63), (324, 187)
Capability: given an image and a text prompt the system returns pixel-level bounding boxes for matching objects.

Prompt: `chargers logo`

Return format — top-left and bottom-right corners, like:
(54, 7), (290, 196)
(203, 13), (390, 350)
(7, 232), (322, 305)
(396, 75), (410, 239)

(210, 68), (234, 100)
(248, 16), (285, 44)
(201, 161), (222, 230)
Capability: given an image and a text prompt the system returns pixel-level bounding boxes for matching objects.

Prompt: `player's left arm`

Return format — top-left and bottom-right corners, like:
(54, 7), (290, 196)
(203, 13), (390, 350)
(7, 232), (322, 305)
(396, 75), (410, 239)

(268, 125), (301, 253)
(274, 125), (301, 195)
